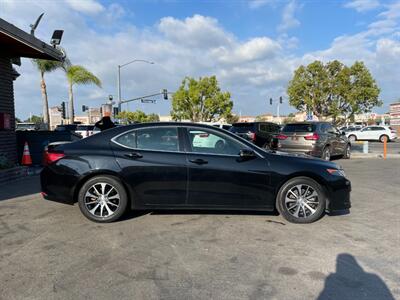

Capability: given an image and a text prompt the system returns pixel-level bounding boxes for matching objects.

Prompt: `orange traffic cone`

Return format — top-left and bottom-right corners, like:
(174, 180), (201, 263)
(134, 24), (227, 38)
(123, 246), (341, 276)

(21, 142), (32, 166)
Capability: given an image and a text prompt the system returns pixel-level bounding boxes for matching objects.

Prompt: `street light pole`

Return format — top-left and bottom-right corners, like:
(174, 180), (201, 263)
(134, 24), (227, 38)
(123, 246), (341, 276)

(117, 59), (154, 113)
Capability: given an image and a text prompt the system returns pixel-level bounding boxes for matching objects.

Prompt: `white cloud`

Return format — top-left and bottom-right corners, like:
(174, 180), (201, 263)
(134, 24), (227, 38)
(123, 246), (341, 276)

(64, 0), (105, 14)
(0, 1), (399, 119)
(344, 0), (380, 12)
(379, 1), (400, 19)
(278, 1), (300, 32)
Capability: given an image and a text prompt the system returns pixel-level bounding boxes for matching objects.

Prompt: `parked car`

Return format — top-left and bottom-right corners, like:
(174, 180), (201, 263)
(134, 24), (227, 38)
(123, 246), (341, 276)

(16, 122), (37, 131)
(229, 122), (281, 149)
(277, 122), (351, 161)
(346, 126), (397, 143)
(75, 124), (95, 138)
(212, 123), (232, 130)
(55, 124), (78, 132)
(41, 122), (351, 224)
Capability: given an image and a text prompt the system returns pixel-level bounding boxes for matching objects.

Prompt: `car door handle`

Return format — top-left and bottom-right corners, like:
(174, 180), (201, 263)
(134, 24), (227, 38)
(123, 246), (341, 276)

(189, 158), (208, 165)
(124, 152), (143, 159)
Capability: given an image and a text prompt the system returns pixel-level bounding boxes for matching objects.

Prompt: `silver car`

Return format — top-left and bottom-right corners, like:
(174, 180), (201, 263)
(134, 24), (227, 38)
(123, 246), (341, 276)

(277, 122), (351, 160)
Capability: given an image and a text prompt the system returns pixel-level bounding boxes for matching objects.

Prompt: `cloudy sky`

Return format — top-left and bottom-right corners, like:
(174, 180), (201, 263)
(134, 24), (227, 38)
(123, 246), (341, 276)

(1, 0), (399, 119)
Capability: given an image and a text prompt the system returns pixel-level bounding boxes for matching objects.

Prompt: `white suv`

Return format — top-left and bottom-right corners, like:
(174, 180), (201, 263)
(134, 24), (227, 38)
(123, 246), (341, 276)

(346, 126), (397, 143)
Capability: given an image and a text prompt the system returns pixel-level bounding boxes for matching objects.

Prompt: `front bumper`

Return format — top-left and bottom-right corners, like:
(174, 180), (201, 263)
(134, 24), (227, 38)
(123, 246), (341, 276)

(326, 177), (352, 212)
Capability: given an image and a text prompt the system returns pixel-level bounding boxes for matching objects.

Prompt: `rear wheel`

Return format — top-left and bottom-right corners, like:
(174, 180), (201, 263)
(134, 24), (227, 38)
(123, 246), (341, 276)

(348, 135), (356, 143)
(276, 177), (326, 224)
(322, 146), (331, 161)
(379, 135), (389, 143)
(78, 175), (128, 222)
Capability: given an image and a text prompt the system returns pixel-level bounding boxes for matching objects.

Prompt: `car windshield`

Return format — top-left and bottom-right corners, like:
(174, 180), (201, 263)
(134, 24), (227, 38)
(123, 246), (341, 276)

(230, 123), (256, 133)
(282, 124), (316, 132)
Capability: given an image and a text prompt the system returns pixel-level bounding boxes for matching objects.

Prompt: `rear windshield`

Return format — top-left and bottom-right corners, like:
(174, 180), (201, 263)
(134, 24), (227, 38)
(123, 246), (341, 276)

(282, 124), (316, 133)
(230, 123), (256, 133)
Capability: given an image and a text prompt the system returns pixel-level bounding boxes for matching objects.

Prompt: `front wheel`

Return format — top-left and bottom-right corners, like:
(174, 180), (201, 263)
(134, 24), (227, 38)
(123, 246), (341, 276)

(276, 177), (326, 224)
(343, 144), (351, 159)
(78, 175), (128, 223)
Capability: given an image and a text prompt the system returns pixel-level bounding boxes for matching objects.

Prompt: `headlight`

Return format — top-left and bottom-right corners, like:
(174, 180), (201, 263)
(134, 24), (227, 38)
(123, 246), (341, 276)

(327, 168), (346, 177)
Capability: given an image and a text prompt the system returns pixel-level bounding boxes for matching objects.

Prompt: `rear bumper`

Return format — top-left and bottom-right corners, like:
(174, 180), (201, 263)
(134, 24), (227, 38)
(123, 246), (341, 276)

(40, 165), (78, 203)
(278, 146), (323, 157)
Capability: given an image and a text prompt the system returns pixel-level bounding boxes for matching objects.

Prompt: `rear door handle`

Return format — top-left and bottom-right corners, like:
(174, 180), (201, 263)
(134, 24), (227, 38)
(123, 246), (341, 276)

(124, 152), (143, 159)
(189, 158), (208, 165)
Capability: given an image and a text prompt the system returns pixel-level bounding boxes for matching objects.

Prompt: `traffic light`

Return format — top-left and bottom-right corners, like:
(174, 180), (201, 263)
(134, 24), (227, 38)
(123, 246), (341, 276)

(279, 96), (283, 104)
(163, 89), (168, 100)
(270, 98), (273, 105)
(113, 107), (119, 117)
(61, 102), (66, 119)
(82, 105), (89, 112)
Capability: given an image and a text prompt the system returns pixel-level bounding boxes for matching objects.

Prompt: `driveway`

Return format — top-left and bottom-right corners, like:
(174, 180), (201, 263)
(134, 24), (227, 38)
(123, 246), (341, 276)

(0, 158), (399, 299)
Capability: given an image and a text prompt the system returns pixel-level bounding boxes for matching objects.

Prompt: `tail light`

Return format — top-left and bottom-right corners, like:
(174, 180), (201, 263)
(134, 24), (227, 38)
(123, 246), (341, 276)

(43, 147), (65, 166)
(304, 133), (320, 140)
(276, 134), (288, 140)
(248, 132), (256, 141)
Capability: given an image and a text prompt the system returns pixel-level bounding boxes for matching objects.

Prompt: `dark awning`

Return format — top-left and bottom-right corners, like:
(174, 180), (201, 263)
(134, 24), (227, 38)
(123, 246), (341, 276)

(0, 18), (63, 61)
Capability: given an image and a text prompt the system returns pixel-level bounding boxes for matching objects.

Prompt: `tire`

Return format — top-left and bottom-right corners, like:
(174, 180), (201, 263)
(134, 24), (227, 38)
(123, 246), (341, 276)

(276, 177), (326, 224)
(78, 175), (128, 223)
(348, 135), (356, 143)
(379, 135), (389, 143)
(343, 144), (351, 159)
(322, 146), (331, 161)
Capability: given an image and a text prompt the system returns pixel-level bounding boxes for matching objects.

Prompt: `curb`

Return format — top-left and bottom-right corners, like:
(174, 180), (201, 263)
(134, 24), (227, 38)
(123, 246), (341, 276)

(351, 153), (400, 159)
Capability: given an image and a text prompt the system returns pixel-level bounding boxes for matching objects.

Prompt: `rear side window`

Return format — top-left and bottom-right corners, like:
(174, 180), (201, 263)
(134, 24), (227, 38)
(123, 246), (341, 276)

(230, 123), (256, 133)
(259, 124), (279, 133)
(114, 127), (179, 151)
(282, 124), (316, 133)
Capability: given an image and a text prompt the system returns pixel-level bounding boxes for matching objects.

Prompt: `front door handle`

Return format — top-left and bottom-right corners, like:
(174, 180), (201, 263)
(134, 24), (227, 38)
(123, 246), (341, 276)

(189, 158), (208, 165)
(124, 152), (143, 159)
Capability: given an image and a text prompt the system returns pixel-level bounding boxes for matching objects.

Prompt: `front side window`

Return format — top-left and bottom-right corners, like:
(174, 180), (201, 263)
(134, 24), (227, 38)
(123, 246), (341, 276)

(188, 128), (244, 156)
(114, 127), (179, 151)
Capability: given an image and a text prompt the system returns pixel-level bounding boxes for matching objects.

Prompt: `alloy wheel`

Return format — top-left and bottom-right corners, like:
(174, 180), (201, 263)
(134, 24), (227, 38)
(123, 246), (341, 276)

(323, 148), (331, 161)
(284, 184), (320, 218)
(84, 183), (120, 218)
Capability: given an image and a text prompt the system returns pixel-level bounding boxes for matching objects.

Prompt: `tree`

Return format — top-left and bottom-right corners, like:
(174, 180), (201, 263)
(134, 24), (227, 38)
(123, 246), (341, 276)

(24, 115), (43, 124)
(225, 114), (239, 124)
(117, 110), (159, 124)
(64, 65), (101, 124)
(287, 60), (381, 124)
(31, 59), (63, 129)
(171, 76), (233, 122)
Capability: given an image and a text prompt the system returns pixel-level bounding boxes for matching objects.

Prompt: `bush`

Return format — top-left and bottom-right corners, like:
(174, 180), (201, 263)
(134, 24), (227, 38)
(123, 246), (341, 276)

(0, 153), (14, 170)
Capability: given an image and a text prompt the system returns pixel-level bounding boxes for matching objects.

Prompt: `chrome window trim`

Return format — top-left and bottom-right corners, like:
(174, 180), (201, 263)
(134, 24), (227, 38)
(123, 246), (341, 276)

(110, 124), (264, 158)
(111, 125), (181, 153)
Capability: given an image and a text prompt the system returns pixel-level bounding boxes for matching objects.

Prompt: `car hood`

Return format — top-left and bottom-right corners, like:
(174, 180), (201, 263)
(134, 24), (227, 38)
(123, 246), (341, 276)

(260, 149), (340, 169)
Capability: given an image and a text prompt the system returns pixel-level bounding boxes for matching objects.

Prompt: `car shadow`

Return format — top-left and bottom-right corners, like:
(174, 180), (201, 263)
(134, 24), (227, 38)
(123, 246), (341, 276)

(328, 209), (350, 217)
(317, 253), (395, 300)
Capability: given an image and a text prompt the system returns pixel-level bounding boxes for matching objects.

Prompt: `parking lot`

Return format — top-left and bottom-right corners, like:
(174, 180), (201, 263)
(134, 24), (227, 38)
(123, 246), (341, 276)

(0, 158), (399, 300)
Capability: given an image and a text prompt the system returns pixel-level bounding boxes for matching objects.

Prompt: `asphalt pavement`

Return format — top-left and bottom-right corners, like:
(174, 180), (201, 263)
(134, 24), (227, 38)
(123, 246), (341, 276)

(0, 159), (399, 300)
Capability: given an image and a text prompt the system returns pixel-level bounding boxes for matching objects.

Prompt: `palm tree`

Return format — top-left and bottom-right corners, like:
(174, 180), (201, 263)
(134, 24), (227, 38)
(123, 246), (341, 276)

(64, 65), (102, 124)
(31, 59), (63, 129)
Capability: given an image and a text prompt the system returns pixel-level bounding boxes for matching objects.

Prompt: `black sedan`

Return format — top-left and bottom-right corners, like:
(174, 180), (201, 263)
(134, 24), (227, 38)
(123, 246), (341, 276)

(41, 122), (351, 223)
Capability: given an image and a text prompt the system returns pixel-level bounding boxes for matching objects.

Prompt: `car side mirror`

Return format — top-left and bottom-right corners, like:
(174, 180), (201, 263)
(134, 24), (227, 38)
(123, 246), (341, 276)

(341, 131), (346, 135)
(239, 149), (256, 158)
